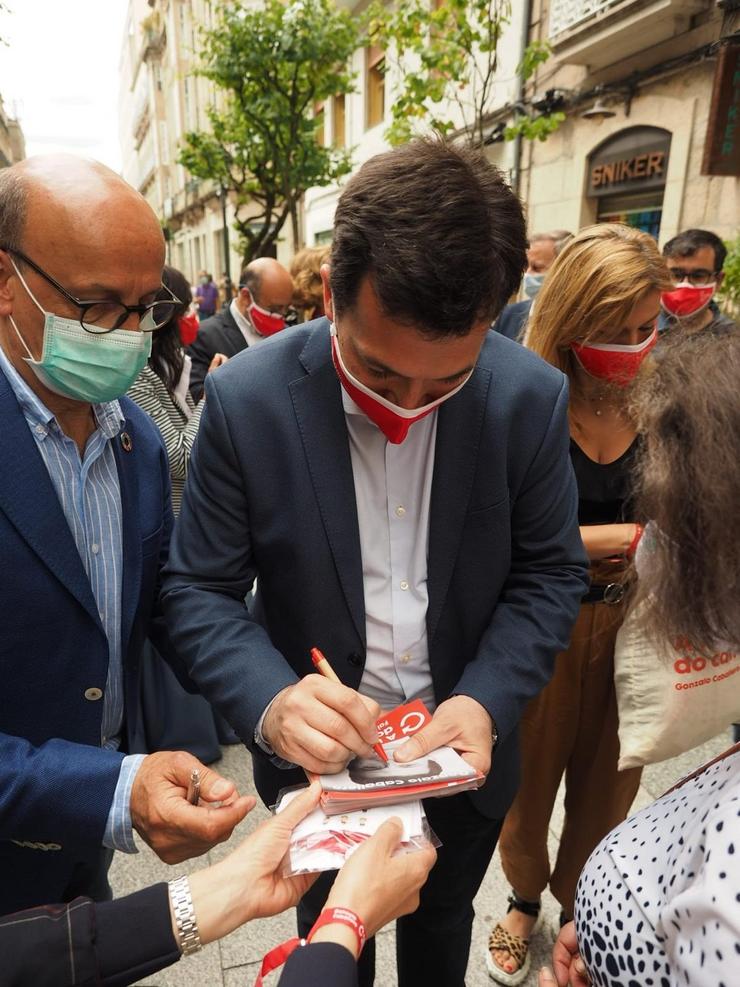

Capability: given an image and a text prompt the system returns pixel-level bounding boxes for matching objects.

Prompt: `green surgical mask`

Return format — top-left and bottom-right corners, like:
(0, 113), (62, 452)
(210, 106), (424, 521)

(9, 260), (152, 404)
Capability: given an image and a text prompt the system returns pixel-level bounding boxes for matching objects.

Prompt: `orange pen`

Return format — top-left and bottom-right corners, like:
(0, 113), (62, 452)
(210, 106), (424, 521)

(310, 646), (389, 763)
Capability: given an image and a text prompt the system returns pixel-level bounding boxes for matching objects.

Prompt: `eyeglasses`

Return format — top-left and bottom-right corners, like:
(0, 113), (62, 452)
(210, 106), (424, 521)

(2, 247), (179, 334)
(666, 266), (718, 287)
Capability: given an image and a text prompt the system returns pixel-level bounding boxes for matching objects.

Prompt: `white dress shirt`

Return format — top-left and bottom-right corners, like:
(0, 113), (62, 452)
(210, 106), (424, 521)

(230, 298), (265, 349)
(342, 387), (438, 712)
(255, 377), (440, 753)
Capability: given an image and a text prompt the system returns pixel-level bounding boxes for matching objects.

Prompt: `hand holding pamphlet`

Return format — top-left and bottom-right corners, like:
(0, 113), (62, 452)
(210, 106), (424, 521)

(320, 700), (485, 814)
(273, 699), (482, 874)
(275, 789), (438, 876)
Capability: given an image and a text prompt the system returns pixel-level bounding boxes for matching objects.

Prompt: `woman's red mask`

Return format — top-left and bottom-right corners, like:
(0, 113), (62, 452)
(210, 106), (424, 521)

(570, 328), (657, 386)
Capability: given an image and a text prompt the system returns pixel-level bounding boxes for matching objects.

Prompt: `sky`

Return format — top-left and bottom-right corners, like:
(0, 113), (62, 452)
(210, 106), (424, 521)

(0, 0), (129, 170)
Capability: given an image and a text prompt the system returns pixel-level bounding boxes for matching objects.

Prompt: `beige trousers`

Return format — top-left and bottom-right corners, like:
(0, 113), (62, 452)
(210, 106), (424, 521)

(498, 601), (643, 915)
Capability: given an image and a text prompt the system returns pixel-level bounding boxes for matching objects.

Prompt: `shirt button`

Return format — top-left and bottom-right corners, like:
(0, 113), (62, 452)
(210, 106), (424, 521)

(400, 580), (409, 591)
(399, 653), (411, 665)
(395, 505), (406, 518)
(84, 687), (103, 701)
(91, 543), (100, 555)
(34, 424), (46, 436)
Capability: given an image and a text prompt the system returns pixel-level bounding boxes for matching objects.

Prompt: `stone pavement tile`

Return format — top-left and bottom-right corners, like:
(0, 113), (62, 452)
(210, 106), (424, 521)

(220, 907), (299, 969)
(132, 943), (223, 987)
(222, 928), (396, 987)
(224, 963), (261, 987)
(640, 730), (730, 800)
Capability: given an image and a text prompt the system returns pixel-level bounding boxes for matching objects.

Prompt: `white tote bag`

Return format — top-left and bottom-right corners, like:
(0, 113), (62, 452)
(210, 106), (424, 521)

(614, 602), (740, 770)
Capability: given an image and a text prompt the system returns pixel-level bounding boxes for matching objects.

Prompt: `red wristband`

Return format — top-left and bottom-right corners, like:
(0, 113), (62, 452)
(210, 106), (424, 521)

(308, 906), (367, 956)
(252, 907), (366, 986)
(626, 523), (644, 560)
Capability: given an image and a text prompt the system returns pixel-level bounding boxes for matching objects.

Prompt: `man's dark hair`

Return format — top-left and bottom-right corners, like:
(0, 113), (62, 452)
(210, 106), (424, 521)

(663, 229), (727, 272)
(150, 265), (191, 393)
(330, 137), (527, 336)
(239, 263), (262, 298)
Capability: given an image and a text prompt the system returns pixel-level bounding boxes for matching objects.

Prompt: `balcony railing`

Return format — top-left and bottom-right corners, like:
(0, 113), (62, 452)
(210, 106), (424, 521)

(550, 0), (629, 37)
(548, 0), (707, 67)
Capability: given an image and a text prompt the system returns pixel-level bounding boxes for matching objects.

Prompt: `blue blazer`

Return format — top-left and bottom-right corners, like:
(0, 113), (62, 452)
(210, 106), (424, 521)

(493, 299), (532, 341)
(162, 320), (589, 818)
(0, 367), (181, 912)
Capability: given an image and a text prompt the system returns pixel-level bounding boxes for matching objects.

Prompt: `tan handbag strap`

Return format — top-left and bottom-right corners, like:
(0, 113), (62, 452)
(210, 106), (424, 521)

(661, 741), (740, 798)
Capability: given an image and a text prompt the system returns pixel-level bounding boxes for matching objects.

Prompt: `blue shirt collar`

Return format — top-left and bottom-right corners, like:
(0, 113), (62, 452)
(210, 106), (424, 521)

(0, 342), (124, 439)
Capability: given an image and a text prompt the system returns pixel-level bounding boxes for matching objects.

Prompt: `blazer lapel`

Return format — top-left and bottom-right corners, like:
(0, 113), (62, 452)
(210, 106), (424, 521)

(290, 328), (366, 646)
(0, 374), (102, 628)
(222, 309), (249, 354)
(427, 366), (492, 643)
(112, 416), (141, 658)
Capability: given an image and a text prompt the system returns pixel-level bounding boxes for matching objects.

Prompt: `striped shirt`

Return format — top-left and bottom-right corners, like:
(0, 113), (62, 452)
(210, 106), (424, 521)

(126, 361), (204, 515)
(0, 346), (144, 853)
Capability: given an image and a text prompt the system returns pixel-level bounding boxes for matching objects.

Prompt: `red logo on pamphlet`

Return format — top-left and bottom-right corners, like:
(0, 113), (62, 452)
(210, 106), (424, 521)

(375, 699), (431, 744)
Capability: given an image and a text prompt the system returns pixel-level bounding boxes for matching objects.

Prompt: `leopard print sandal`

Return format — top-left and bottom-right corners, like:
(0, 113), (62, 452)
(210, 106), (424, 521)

(485, 893), (541, 985)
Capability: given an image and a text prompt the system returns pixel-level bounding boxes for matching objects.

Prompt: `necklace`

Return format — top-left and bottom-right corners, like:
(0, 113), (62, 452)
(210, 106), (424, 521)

(586, 393), (607, 416)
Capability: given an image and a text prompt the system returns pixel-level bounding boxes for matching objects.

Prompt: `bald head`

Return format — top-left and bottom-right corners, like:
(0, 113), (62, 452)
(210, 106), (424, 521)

(4, 155), (164, 273)
(0, 155), (168, 398)
(239, 256), (294, 315)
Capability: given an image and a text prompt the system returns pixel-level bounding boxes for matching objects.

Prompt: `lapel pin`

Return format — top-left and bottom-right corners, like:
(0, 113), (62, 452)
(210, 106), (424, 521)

(120, 431), (133, 453)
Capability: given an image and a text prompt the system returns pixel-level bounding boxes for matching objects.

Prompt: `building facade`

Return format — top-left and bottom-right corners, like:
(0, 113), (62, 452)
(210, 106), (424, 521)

(0, 93), (25, 168)
(119, 0), (243, 283)
(520, 0), (739, 244)
(303, 2), (529, 245)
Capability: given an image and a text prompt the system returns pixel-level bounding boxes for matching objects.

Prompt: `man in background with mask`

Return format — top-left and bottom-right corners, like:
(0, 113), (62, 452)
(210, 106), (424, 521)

(659, 228), (736, 336)
(162, 138), (588, 986)
(0, 156), (253, 917)
(494, 229), (573, 341)
(188, 256), (294, 401)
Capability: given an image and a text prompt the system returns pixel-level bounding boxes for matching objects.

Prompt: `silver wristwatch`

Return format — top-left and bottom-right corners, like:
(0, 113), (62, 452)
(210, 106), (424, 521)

(168, 875), (202, 955)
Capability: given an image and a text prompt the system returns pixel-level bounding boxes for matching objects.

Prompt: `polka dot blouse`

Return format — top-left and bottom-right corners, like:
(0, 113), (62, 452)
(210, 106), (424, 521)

(574, 747), (740, 987)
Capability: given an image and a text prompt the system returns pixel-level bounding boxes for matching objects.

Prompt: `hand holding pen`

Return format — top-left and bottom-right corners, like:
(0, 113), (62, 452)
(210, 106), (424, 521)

(310, 648), (388, 763)
(261, 651), (383, 776)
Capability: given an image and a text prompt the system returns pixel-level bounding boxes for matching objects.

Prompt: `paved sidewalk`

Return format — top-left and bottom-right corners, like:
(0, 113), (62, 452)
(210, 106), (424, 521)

(112, 732), (729, 987)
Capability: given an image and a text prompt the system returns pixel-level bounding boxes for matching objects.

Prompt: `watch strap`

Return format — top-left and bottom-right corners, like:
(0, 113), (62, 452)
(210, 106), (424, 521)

(168, 875), (202, 956)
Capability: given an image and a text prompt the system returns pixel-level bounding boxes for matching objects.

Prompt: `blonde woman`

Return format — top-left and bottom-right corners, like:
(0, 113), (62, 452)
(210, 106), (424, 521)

(487, 224), (673, 985)
(290, 244), (331, 322)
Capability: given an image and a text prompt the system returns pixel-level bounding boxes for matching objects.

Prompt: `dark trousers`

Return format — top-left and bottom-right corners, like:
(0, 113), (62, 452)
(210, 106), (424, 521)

(297, 793), (503, 987)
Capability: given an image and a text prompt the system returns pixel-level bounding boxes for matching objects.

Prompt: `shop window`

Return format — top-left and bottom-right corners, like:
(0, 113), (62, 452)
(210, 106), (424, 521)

(597, 191), (663, 240)
(587, 127), (671, 242)
(366, 44), (385, 130)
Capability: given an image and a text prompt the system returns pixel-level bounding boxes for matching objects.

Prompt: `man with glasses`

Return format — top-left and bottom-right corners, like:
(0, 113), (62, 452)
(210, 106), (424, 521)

(188, 256), (295, 401)
(660, 228), (737, 336)
(0, 155), (252, 917)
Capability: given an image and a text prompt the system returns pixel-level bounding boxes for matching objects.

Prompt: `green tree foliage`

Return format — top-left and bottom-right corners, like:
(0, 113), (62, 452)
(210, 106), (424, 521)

(179, 0), (361, 263)
(369, 0), (563, 147)
(719, 233), (740, 317)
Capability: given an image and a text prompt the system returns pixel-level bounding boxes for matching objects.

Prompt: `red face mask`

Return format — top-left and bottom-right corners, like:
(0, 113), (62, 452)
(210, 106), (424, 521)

(660, 282), (716, 318)
(570, 328), (657, 386)
(249, 301), (286, 337)
(330, 325), (471, 444)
